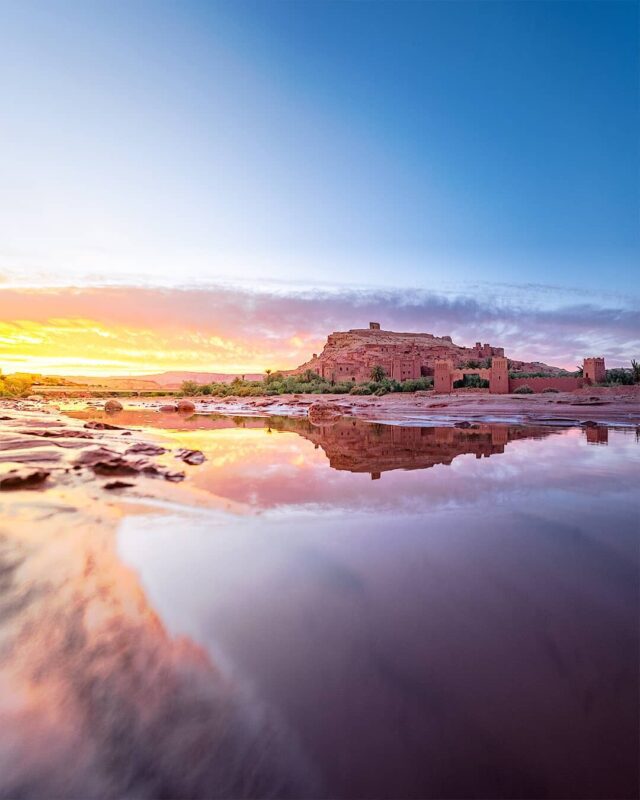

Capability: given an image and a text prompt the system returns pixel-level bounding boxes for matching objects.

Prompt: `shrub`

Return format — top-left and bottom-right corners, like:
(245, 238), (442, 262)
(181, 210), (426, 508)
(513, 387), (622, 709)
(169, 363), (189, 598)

(373, 387), (388, 396)
(542, 387), (560, 393)
(350, 385), (372, 395)
(605, 368), (634, 386)
(513, 385), (534, 394)
(180, 380), (201, 396)
(0, 375), (33, 398)
(454, 375), (488, 389)
(398, 377), (432, 392)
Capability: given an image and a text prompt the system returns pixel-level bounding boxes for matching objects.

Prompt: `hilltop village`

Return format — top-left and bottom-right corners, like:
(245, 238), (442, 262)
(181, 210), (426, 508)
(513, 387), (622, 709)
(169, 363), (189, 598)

(293, 323), (604, 394)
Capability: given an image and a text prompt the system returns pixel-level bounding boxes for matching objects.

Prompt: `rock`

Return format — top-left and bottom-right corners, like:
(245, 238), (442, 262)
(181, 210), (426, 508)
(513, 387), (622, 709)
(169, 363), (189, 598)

(104, 480), (135, 490)
(84, 420), (126, 430)
(20, 428), (94, 439)
(308, 402), (343, 426)
(177, 399), (195, 413)
(104, 399), (123, 413)
(159, 404), (178, 412)
(75, 446), (184, 481)
(125, 442), (167, 456)
(26, 395), (44, 402)
(90, 456), (139, 476)
(163, 470), (186, 482)
(0, 468), (50, 491)
(175, 448), (206, 465)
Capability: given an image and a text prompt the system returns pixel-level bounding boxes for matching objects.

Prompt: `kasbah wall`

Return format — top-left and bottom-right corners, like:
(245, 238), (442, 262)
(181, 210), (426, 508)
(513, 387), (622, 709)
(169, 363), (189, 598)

(435, 355), (605, 394)
(297, 322), (606, 394)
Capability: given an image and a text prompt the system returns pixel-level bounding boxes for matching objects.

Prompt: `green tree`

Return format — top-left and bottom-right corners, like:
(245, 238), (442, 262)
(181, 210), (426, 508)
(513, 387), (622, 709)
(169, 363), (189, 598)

(180, 380), (200, 396)
(370, 365), (386, 382)
(631, 359), (640, 383)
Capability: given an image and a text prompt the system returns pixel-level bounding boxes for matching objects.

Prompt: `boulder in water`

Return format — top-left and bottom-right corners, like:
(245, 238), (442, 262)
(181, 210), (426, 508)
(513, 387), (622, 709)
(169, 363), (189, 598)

(308, 402), (343, 426)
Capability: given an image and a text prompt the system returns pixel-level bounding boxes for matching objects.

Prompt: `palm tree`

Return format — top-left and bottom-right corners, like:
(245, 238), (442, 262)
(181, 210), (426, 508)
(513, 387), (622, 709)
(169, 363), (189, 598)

(575, 364), (583, 377)
(631, 359), (640, 384)
(370, 365), (386, 382)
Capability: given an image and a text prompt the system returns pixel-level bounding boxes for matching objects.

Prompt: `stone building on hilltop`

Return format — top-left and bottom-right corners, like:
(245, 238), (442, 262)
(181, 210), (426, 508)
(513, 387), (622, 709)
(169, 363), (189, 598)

(295, 322), (505, 384)
(293, 322), (604, 394)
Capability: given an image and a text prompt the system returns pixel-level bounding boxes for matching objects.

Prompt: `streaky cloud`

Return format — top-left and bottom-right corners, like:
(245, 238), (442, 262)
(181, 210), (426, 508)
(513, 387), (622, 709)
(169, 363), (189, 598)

(0, 284), (637, 374)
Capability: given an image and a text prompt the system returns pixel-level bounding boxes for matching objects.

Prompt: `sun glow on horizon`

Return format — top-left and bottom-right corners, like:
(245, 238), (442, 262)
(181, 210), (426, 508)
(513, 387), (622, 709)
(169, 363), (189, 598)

(0, 318), (309, 378)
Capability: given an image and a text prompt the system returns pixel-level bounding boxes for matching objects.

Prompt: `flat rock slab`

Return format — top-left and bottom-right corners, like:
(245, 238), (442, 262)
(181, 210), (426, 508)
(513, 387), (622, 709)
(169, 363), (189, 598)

(84, 421), (128, 430)
(104, 480), (136, 490)
(20, 428), (95, 439)
(175, 449), (206, 465)
(125, 443), (167, 456)
(0, 468), (50, 491)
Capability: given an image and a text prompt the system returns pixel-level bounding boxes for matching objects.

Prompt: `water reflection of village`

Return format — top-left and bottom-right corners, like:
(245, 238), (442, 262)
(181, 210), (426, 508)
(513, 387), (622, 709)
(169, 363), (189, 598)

(263, 417), (609, 477)
(286, 419), (545, 478)
(67, 407), (611, 479)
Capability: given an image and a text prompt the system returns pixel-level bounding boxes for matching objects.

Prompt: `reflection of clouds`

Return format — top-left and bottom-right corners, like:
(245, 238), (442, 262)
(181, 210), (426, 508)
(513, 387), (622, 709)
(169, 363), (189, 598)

(166, 424), (639, 515)
(0, 517), (317, 799)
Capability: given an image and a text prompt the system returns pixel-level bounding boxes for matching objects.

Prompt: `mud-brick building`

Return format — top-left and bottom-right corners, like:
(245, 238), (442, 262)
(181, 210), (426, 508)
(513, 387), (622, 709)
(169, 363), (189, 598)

(295, 323), (506, 384)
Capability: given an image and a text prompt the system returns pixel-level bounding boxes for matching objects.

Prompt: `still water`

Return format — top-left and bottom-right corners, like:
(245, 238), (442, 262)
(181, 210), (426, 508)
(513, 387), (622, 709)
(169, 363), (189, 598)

(1, 416), (638, 799)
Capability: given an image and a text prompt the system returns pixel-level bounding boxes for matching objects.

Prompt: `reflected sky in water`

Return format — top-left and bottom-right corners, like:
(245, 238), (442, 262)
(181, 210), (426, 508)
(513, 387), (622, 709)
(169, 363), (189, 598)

(1, 417), (639, 799)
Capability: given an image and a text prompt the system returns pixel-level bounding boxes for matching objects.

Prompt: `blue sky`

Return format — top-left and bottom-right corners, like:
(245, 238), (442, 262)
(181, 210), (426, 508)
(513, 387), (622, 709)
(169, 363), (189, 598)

(0, 1), (638, 373)
(0, 0), (637, 294)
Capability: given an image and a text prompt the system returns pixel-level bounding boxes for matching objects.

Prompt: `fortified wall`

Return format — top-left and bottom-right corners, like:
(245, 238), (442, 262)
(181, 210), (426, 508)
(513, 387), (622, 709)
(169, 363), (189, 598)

(433, 355), (604, 393)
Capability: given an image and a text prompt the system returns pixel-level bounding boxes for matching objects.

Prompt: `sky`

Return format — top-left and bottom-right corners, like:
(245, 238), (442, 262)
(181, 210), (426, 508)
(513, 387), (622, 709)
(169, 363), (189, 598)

(0, 0), (637, 375)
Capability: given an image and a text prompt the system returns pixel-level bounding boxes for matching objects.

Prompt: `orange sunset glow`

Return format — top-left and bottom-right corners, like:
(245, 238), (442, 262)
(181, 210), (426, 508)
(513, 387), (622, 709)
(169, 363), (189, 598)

(0, 318), (311, 376)
(0, 287), (325, 376)
(0, 283), (637, 378)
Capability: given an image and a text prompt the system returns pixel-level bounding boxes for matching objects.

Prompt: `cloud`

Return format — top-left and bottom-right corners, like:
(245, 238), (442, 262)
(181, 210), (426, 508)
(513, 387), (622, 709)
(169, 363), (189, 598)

(0, 284), (637, 374)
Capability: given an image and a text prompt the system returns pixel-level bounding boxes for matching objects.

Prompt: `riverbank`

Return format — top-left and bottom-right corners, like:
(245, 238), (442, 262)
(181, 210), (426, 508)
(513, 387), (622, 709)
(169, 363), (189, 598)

(1, 386), (637, 505)
(79, 385), (639, 427)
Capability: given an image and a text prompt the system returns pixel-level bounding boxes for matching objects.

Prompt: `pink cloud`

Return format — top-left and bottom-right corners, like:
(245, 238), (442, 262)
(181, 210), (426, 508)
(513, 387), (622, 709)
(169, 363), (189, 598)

(0, 284), (637, 373)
